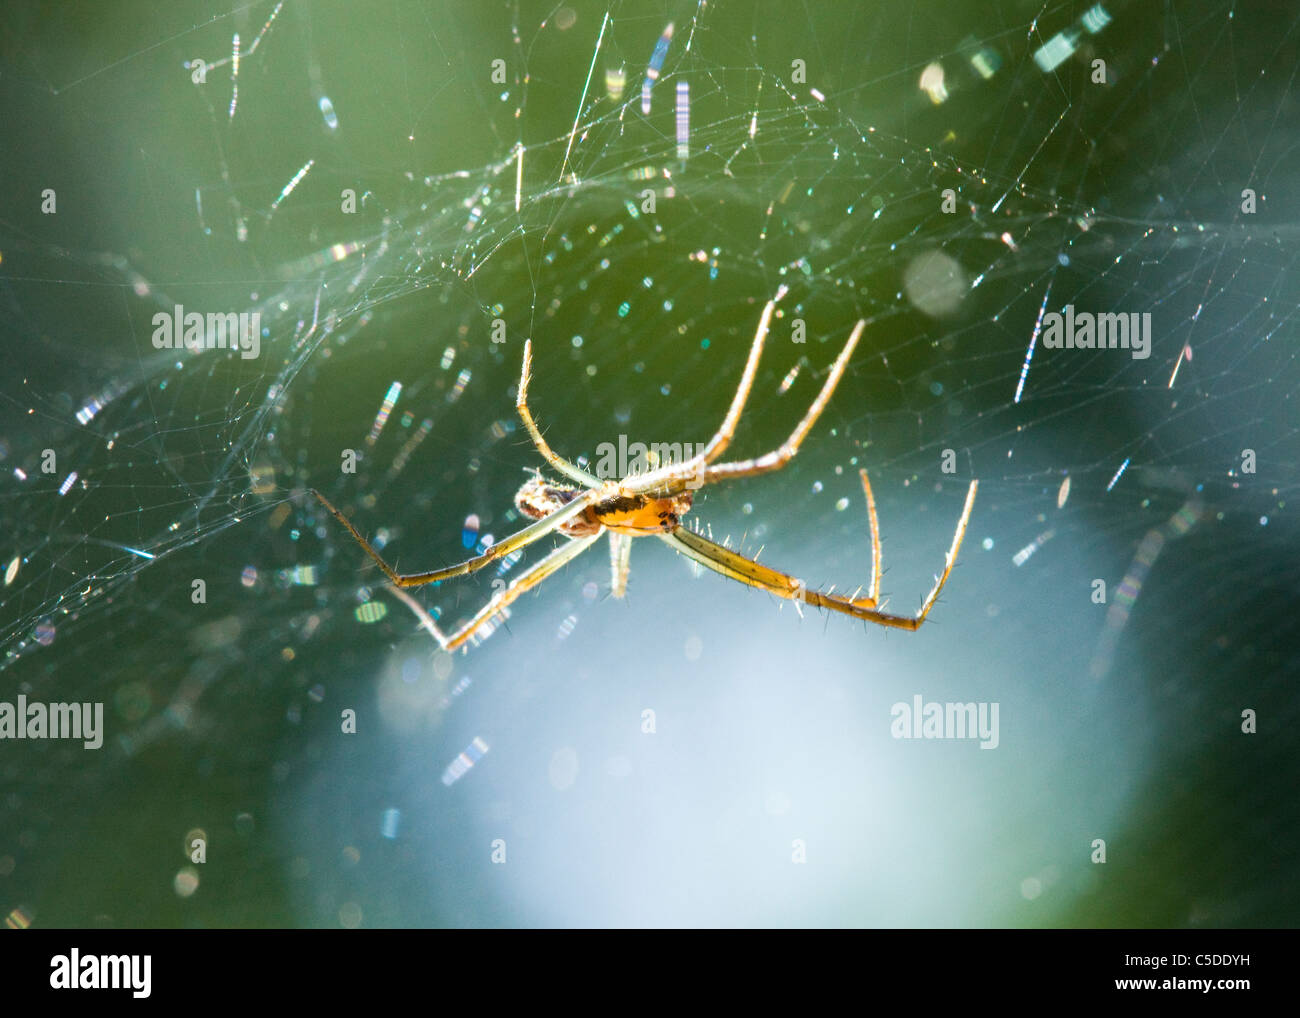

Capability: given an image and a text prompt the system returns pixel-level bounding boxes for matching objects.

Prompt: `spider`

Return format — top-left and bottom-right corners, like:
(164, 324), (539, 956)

(313, 296), (978, 652)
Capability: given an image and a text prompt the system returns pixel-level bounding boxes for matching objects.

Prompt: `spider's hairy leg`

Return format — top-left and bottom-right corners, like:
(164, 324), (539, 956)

(660, 526), (807, 598)
(703, 318), (865, 483)
(517, 339), (601, 487)
(859, 469), (883, 605)
(312, 486), (599, 587)
(608, 531), (633, 597)
(659, 475), (977, 631)
(699, 297), (777, 464)
(908, 478), (978, 624)
(438, 532), (602, 651)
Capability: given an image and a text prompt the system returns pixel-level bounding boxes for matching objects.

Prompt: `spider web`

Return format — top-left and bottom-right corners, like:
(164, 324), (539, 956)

(1, 0), (1297, 927)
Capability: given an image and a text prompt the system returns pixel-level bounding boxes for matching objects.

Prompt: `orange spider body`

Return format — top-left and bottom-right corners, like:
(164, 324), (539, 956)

(515, 476), (693, 536)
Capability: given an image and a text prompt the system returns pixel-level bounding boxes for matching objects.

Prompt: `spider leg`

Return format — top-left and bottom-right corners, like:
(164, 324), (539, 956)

(517, 340), (601, 486)
(313, 486), (599, 587)
(659, 477), (977, 631)
(699, 298), (776, 464)
(860, 469), (882, 605)
(608, 531), (633, 598)
(702, 318), (865, 483)
(435, 532), (603, 651)
(624, 297), (782, 495)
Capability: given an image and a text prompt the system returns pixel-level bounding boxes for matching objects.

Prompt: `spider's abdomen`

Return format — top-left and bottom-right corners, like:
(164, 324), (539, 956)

(593, 491), (693, 535)
(514, 475), (692, 537)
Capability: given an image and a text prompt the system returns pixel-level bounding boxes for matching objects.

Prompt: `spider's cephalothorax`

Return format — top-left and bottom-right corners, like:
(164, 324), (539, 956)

(314, 294), (978, 652)
(514, 474), (693, 537)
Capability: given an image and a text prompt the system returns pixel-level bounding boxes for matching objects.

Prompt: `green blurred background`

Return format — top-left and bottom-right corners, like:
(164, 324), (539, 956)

(0, 0), (1297, 927)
